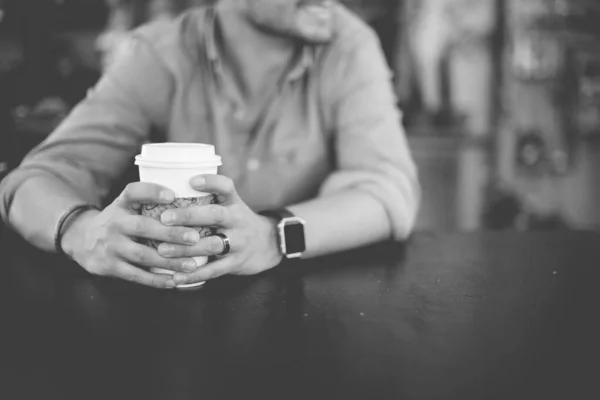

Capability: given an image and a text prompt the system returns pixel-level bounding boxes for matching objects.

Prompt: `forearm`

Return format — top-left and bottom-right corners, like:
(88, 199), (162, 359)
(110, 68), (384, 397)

(7, 176), (95, 252)
(288, 190), (397, 259)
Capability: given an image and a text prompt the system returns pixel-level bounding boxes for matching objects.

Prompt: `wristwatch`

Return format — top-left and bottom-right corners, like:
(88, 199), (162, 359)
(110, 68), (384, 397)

(259, 208), (306, 259)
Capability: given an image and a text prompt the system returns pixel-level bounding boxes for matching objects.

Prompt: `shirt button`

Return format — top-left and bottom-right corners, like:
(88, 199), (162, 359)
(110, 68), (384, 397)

(246, 158), (261, 171)
(279, 152), (296, 164)
(234, 107), (245, 120)
(231, 102), (244, 119)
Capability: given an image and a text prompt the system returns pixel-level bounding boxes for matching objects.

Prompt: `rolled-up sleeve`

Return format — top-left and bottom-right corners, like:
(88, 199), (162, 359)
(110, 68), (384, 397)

(0, 36), (172, 221)
(319, 29), (421, 240)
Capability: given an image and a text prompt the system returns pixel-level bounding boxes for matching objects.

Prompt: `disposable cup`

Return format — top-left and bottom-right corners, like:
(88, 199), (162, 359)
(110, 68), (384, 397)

(134, 143), (222, 289)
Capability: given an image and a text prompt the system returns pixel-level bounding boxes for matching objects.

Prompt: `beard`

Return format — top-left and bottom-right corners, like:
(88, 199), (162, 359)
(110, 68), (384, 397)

(245, 0), (335, 44)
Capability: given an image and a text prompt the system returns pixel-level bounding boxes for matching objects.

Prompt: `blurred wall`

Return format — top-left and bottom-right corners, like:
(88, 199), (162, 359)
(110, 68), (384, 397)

(402, 0), (498, 231)
(495, 0), (600, 230)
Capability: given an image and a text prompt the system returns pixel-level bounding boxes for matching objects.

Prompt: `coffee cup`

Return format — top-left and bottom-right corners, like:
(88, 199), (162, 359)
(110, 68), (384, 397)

(134, 143), (222, 289)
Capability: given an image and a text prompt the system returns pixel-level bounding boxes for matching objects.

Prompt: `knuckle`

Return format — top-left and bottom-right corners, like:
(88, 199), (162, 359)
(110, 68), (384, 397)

(230, 206), (243, 223)
(97, 260), (116, 276)
(167, 227), (182, 242)
(150, 275), (160, 288)
(132, 218), (146, 235)
(122, 183), (136, 200)
(178, 208), (191, 223)
(180, 245), (192, 257)
(132, 248), (148, 265)
(86, 260), (104, 276)
(168, 245), (187, 257)
(109, 218), (125, 234)
(84, 243), (114, 275)
(208, 236), (223, 253)
(103, 260), (117, 274)
(89, 232), (108, 250)
(168, 259), (184, 271)
(210, 205), (226, 224)
(208, 269), (225, 280)
(205, 270), (218, 280)
(223, 178), (235, 194)
(237, 233), (249, 248)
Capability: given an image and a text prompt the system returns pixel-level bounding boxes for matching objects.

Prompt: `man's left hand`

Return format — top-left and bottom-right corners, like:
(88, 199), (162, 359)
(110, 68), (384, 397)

(157, 174), (284, 285)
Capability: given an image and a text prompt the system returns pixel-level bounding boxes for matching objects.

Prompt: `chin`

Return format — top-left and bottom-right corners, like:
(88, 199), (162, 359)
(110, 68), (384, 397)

(252, 16), (334, 45)
(293, 26), (334, 44)
(297, 32), (333, 44)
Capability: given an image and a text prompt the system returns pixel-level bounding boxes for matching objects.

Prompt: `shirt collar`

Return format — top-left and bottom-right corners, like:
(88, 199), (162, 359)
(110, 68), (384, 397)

(205, 6), (315, 82)
(286, 45), (315, 82)
(205, 6), (219, 64)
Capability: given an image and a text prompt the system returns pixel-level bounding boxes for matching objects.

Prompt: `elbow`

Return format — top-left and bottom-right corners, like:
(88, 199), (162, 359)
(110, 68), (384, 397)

(391, 191), (421, 242)
(385, 170), (421, 242)
(393, 220), (414, 242)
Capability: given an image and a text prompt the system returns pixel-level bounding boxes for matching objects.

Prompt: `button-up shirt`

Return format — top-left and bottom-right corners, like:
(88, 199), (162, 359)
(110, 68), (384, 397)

(0, 5), (420, 240)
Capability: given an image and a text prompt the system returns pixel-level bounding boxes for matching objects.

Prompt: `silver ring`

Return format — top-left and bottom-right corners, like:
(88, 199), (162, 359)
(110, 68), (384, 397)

(215, 233), (231, 256)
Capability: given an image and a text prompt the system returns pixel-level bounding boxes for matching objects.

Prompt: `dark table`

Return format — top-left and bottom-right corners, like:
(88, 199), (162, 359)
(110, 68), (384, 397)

(1, 226), (599, 400)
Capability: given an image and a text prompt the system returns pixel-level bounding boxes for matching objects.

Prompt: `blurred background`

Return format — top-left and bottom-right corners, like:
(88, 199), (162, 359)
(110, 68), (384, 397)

(1, 0), (599, 233)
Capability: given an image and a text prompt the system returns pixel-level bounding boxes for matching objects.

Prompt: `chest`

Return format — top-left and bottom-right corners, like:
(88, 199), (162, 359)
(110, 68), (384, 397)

(163, 68), (334, 209)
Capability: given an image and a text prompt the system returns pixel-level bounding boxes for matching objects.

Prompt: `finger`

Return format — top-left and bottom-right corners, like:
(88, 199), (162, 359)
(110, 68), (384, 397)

(119, 215), (200, 245)
(116, 182), (175, 210)
(172, 257), (237, 286)
(111, 261), (177, 289)
(160, 204), (234, 228)
(157, 234), (231, 258)
(118, 242), (199, 273)
(190, 175), (238, 205)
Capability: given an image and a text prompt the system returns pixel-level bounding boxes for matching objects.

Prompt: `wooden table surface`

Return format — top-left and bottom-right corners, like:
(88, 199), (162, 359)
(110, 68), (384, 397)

(1, 226), (599, 400)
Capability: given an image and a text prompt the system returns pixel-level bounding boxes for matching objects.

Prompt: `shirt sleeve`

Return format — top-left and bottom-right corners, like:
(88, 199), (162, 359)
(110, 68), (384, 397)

(319, 29), (421, 240)
(0, 36), (173, 221)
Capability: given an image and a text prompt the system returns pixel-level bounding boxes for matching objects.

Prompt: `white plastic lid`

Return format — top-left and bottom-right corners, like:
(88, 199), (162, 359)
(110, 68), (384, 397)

(135, 143), (222, 167)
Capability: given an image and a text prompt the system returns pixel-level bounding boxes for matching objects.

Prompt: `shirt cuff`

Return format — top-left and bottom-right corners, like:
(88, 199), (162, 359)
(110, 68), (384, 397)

(319, 170), (421, 241)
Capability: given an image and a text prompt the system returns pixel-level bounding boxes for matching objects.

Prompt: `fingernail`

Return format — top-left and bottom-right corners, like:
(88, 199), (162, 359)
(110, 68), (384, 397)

(182, 260), (197, 272)
(190, 176), (206, 188)
(184, 231), (199, 244)
(159, 244), (174, 256)
(166, 280), (176, 289)
(161, 211), (176, 224)
(174, 274), (187, 285)
(160, 190), (175, 202)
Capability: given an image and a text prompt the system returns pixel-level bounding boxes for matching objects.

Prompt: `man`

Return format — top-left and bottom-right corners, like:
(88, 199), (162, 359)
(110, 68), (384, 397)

(0, 0), (420, 289)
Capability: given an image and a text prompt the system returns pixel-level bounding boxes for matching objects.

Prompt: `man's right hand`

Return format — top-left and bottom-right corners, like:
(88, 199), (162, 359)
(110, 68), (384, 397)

(61, 182), (201, 289)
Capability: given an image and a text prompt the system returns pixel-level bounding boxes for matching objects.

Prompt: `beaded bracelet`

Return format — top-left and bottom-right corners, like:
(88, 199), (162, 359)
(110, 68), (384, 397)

(54, 204), (100, 257)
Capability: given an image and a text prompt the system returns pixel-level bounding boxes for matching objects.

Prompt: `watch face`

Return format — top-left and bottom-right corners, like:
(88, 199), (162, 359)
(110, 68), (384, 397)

(283, 222), (305, 255)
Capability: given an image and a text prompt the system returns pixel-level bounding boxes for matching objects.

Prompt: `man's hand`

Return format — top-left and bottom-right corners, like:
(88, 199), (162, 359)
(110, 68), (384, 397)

(61, 183), (203, 289)
(156, 175), (284, 286)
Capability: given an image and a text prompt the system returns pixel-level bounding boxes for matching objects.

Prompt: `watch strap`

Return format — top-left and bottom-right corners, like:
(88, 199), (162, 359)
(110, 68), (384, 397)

(259, 208), (295, 221)
(259, 208), (305, 258)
